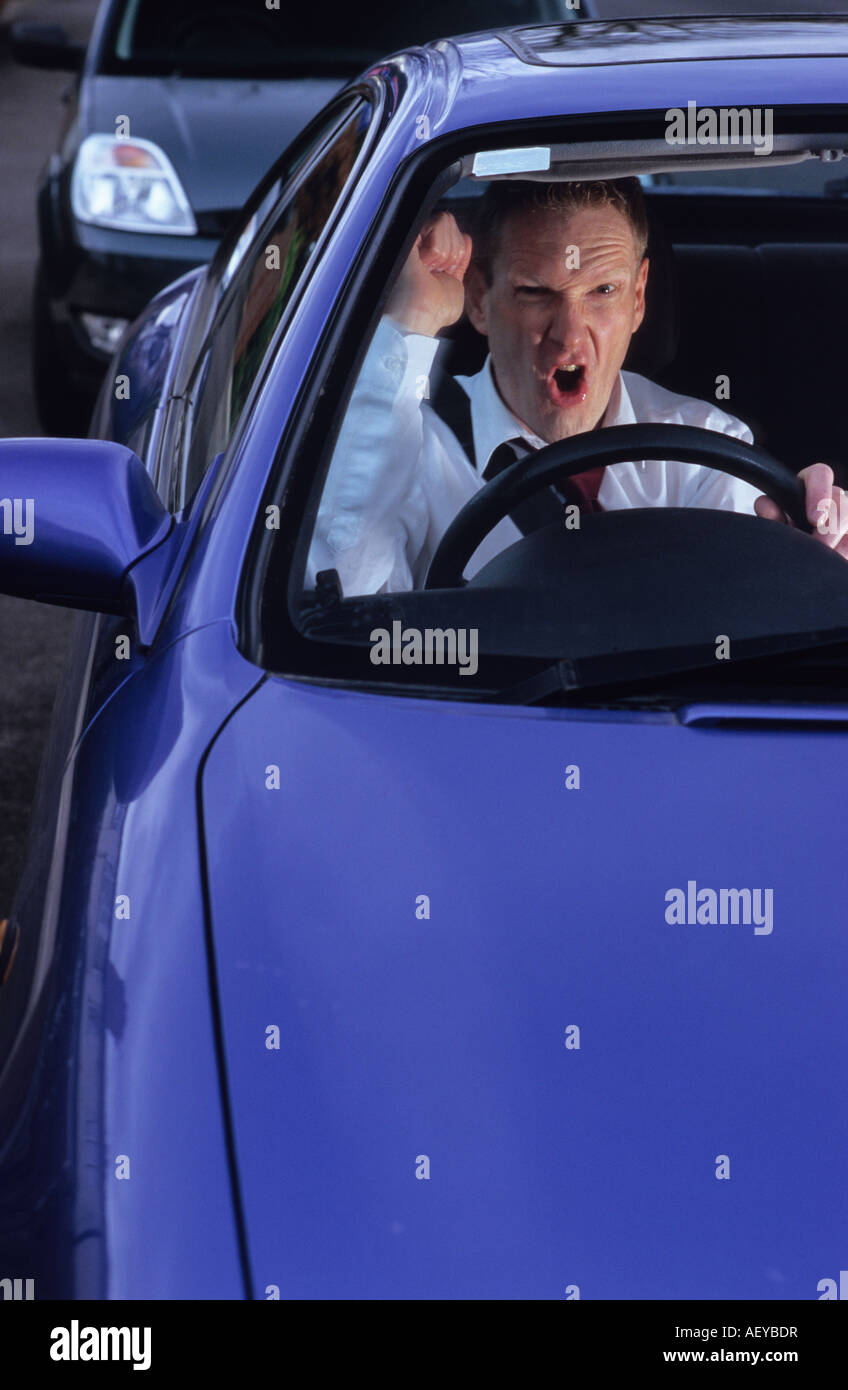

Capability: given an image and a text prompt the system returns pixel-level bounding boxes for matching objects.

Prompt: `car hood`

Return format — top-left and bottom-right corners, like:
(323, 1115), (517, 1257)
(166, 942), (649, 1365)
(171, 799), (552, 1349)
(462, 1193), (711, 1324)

(200, 679), (848, 1299)
(81, 75), (345, 216)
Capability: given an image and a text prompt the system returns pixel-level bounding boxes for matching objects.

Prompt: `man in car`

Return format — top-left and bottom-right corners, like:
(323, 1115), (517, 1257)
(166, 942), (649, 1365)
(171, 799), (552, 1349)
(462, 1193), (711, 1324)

(308, 177), (848, 595)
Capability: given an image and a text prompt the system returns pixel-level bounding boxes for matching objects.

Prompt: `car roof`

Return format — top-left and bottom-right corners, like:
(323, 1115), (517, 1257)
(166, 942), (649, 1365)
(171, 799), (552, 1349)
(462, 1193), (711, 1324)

(597, 0), (848, 14)
(376, 16), (848, 143)
(499, 14), (848, 67)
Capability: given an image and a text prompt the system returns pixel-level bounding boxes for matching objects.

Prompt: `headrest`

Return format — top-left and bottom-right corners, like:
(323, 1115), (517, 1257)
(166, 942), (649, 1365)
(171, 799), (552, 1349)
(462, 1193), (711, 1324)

(623, 218), (679, 377)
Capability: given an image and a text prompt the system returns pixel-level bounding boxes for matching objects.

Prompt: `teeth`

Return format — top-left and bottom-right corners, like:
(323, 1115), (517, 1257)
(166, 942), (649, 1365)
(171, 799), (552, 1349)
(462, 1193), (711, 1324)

(560, 365), (579, 372)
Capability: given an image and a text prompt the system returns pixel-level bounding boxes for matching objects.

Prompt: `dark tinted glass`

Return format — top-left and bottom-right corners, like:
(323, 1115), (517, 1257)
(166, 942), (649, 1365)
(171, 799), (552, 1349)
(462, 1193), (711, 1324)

(100, 0), (555, 76)
(176, 100), (370, 509)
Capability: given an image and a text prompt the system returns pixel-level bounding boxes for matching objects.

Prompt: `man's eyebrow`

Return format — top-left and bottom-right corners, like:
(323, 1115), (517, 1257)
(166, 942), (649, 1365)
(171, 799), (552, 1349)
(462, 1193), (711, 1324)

(510, 267), (630, 288)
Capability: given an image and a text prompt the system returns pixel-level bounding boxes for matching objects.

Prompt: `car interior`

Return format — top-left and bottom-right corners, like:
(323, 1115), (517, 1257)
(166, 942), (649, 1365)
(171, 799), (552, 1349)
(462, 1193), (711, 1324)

(275, 130), (848, 694)
(435, 146), (848, 485)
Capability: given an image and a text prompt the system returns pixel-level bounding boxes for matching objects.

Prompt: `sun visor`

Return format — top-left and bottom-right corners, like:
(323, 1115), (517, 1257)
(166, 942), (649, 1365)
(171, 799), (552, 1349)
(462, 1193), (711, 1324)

(467, 135), (847, 182)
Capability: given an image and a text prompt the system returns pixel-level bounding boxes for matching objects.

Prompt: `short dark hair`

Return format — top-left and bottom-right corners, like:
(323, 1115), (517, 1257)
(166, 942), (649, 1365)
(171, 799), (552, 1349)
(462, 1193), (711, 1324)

(469, 177), (649, 285)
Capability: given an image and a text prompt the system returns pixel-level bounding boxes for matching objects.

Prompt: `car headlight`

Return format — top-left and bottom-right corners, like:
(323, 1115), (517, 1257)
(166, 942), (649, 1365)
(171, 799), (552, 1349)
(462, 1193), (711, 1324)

(71, 134), (197, 235)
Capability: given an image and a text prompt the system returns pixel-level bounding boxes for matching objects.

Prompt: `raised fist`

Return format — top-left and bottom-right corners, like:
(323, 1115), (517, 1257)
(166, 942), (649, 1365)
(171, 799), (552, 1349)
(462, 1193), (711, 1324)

(386, 212), (473, 338)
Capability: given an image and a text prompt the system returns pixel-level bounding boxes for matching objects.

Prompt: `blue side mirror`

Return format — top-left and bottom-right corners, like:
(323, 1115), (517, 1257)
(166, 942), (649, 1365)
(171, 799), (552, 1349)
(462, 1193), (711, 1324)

(0, 438), (172, 621)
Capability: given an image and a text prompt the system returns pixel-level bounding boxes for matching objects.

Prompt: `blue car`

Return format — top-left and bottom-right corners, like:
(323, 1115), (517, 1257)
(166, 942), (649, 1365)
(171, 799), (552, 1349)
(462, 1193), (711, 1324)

(1, 14), (848, 1301)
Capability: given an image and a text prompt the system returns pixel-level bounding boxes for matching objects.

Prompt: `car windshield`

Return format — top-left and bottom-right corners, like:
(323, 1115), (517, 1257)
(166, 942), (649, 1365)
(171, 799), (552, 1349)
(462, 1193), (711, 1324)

(270, 125), (848, 706)
(99, 0), (557, 78)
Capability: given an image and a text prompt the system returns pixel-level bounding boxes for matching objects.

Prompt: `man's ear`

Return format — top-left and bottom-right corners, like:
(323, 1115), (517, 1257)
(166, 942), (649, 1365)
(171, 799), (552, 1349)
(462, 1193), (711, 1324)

(464, 260), (490, 336)
(632, 255), (649, 333)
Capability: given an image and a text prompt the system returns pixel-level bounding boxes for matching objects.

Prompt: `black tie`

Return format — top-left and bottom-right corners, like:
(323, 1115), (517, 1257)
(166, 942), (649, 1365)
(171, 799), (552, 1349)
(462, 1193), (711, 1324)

(482, 437), (564, 535)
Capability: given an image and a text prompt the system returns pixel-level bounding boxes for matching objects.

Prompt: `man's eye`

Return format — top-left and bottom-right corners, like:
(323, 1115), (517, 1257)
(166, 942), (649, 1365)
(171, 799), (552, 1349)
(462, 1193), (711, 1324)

(595, 284), (617, 295)
(516, 286), (549, 296)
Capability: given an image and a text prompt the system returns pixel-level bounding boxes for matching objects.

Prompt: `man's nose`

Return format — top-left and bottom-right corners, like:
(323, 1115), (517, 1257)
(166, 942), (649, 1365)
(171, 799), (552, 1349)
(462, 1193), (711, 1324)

(547, 295), (586, 351)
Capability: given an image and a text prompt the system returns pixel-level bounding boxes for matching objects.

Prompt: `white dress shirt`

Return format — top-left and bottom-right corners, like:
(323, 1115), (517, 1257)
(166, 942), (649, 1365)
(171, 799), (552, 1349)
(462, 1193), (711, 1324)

(307, 317), (762, 596)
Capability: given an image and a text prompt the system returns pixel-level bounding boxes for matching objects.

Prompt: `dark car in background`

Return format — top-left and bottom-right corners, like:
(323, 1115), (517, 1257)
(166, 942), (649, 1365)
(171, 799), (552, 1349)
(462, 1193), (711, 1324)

(11, 0), (570, 433)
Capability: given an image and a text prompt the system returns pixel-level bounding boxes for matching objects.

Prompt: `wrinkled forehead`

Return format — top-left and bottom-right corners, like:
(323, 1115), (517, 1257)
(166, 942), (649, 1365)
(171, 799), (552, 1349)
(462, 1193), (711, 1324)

(495, 203), (642, 277)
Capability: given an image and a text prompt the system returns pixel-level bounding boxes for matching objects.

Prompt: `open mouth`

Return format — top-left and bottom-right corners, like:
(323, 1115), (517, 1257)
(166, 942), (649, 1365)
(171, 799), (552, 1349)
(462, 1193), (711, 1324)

(553, 364), (585, 393)
(547, 363), (588, 407)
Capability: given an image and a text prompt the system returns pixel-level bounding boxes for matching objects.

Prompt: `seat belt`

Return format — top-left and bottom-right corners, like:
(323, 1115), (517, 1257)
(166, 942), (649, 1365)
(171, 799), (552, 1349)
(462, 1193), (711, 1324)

(428, 365), (562, 532)
(427, 357), (477, 469)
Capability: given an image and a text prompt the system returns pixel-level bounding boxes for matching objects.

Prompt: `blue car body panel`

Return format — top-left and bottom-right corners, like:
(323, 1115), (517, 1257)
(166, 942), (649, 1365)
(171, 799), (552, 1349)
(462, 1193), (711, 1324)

(0, 622), (259, 1298)
(96, 268), (204, 452)
(200, 680), (848, 1299)
(2, 19), (848, 1298)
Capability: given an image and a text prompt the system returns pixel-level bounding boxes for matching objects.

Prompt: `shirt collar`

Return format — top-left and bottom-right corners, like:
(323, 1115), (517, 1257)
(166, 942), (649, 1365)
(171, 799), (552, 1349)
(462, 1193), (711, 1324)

(465, 355), (636, 471)
(601, 371), (637, 429)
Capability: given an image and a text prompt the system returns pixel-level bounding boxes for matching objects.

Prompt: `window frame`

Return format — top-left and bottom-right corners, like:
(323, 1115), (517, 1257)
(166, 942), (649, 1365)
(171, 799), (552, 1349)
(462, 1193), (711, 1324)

(165, 85), (382, 515)
(235, 102), (848, 681)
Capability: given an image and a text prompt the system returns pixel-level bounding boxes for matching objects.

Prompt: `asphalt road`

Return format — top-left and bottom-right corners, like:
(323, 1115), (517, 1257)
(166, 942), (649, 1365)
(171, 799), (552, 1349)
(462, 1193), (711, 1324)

(0, 14), (96, 912)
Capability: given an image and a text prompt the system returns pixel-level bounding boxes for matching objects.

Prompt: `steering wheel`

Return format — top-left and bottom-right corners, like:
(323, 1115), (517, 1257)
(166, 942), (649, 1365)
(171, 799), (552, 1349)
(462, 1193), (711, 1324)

(425, 424), (810, 589)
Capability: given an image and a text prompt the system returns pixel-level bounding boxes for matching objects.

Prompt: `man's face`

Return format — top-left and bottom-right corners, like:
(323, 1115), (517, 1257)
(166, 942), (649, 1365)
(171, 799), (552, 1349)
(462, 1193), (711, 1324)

(465, 203), (649, 442)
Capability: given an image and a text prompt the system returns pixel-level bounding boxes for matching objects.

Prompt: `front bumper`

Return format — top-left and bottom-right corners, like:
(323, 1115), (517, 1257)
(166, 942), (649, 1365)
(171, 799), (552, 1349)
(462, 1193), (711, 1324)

(43, 219), (221, 395)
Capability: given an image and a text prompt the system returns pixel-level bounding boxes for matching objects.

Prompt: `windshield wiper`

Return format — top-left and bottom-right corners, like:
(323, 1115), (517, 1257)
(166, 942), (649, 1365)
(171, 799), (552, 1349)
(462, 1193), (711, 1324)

(497, 628), (848, 706)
